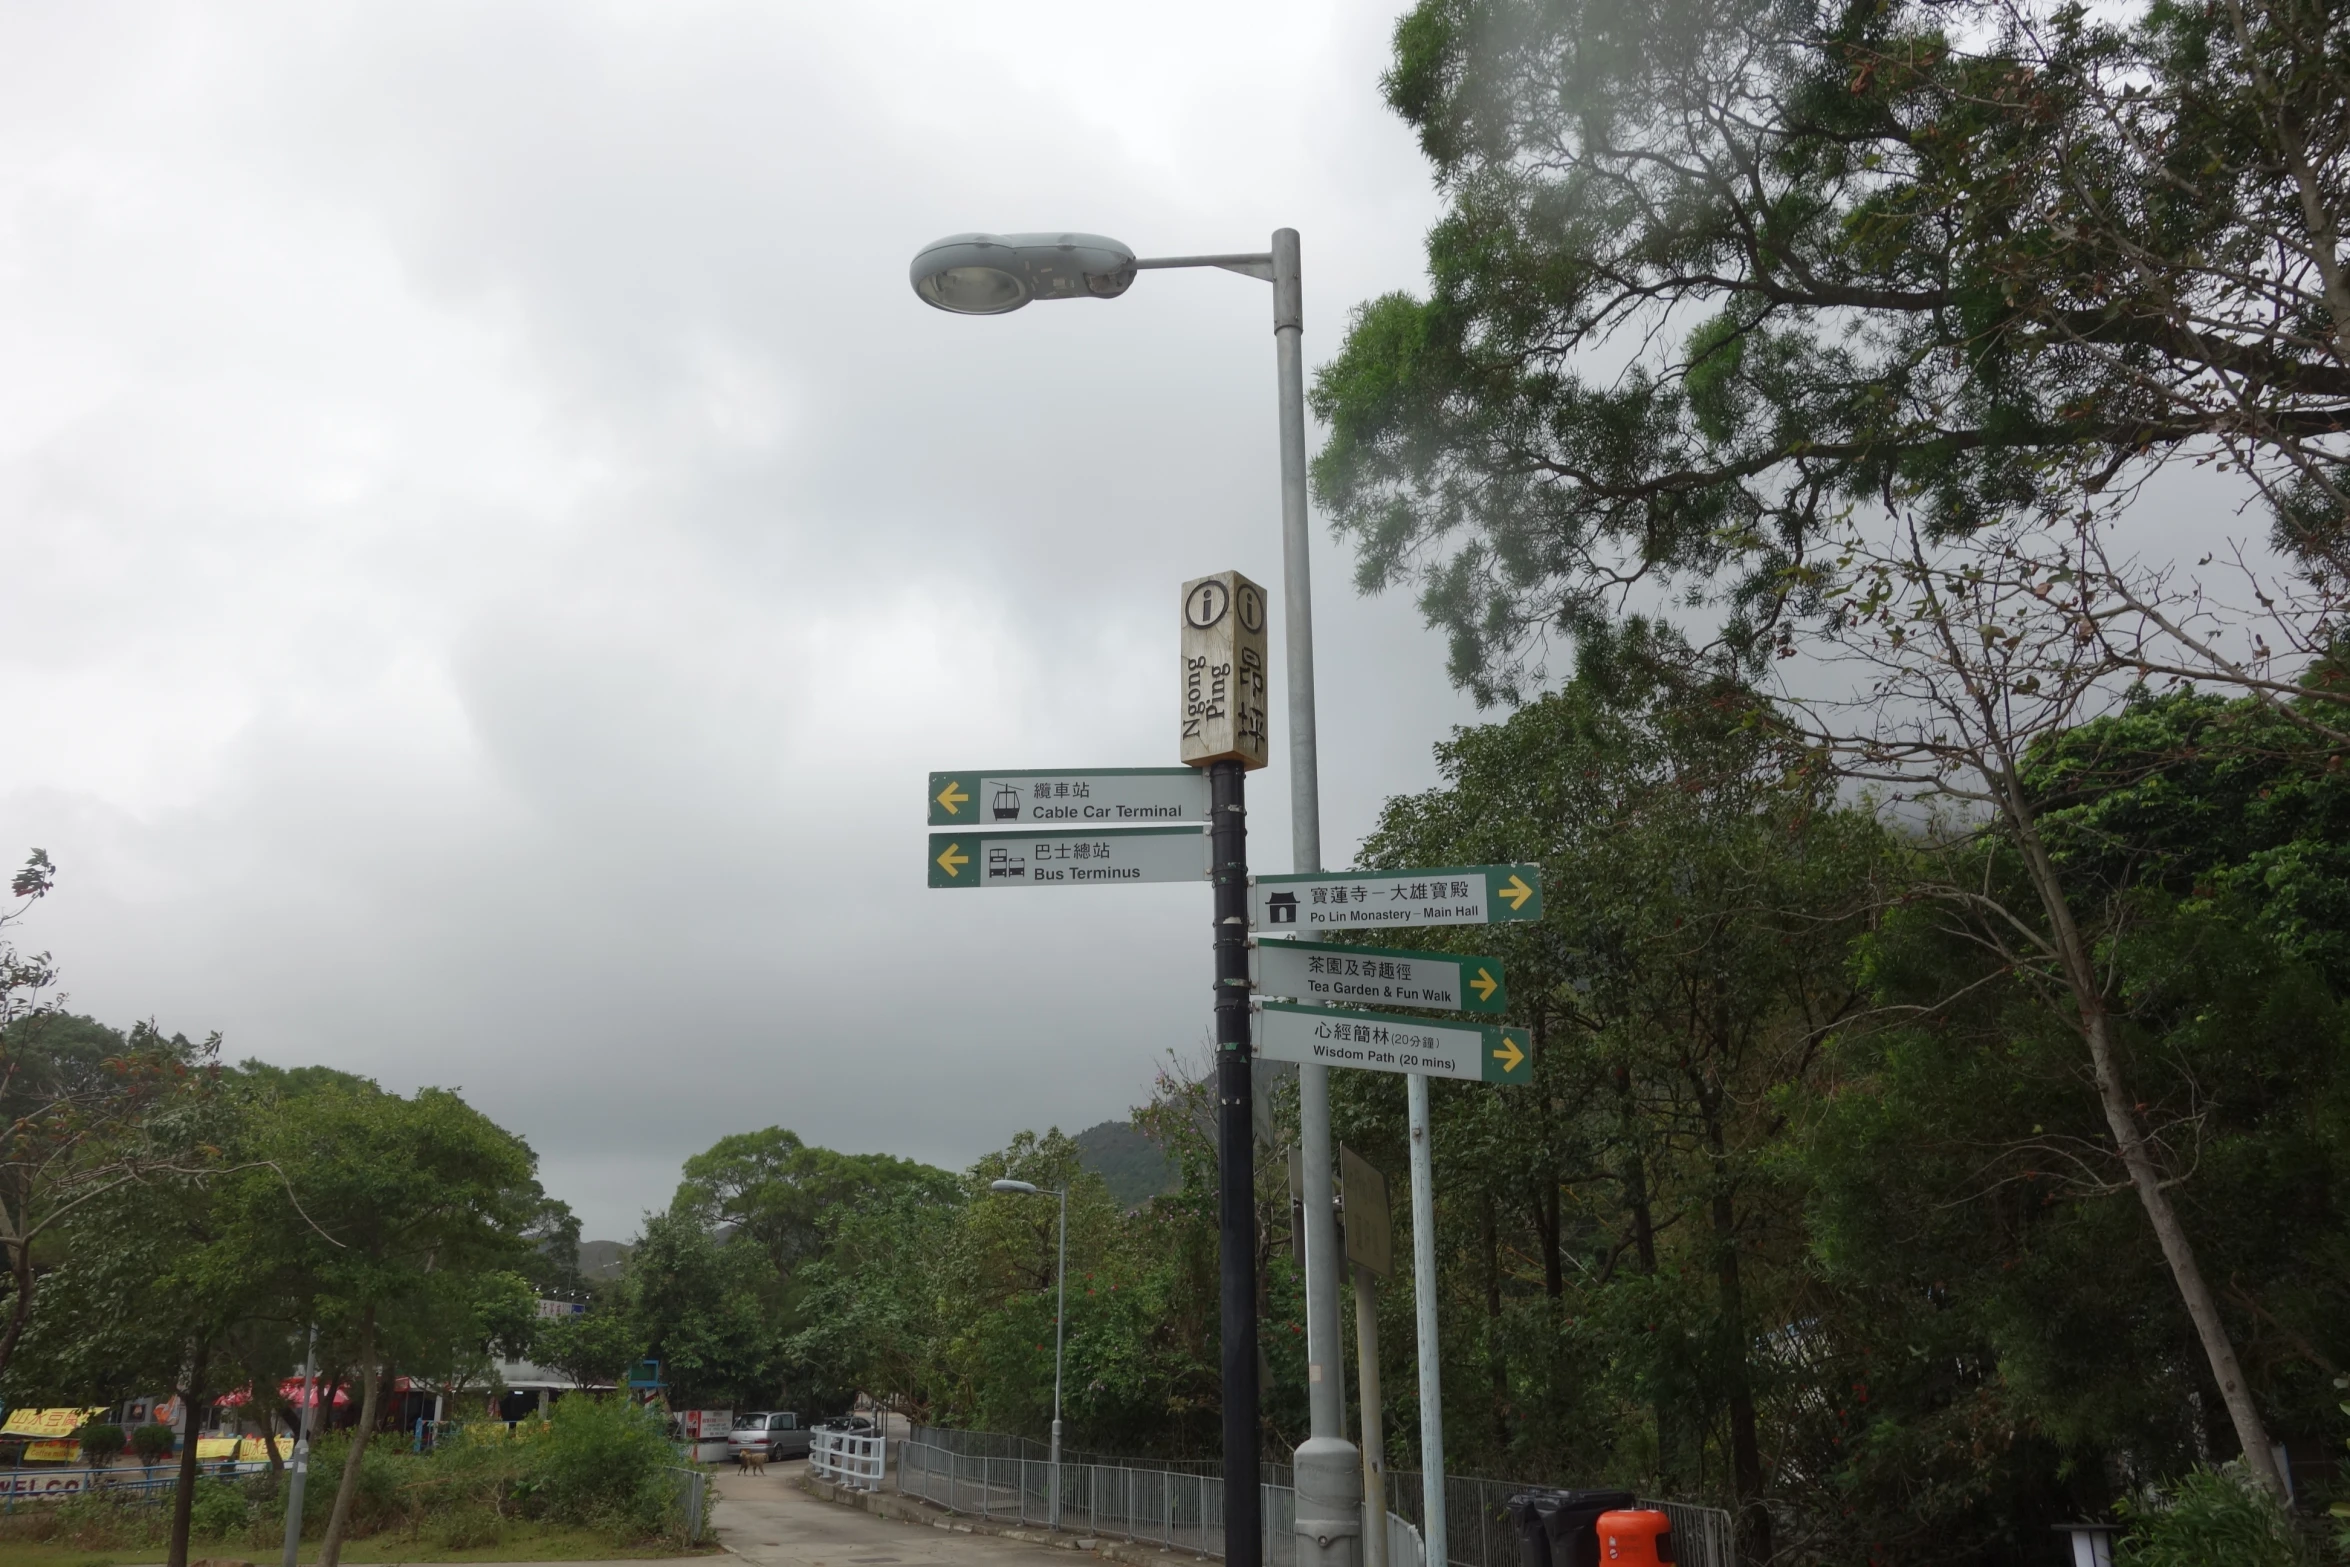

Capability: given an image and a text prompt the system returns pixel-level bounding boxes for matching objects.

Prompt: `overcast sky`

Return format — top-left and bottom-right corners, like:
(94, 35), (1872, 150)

(0, 2), (1497, 1240)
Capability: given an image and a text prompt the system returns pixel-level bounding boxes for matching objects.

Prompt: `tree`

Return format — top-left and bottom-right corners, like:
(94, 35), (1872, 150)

(533, 1307), (644, 1392)
(0, 850), (218, 1381)
(9, 1066), (287, 1567)
(1310, 0), (2350, 699)
(1346, 653), (1883, 1555)
(230, 1080), (541, 1567)
(1776, 516), (2310, 1492)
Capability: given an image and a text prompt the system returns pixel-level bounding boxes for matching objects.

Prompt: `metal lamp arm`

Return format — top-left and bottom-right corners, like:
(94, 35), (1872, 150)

(1134, 254), (1276, 281)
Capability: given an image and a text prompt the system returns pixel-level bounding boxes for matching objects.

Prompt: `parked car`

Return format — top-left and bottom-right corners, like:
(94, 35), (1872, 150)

(811, 1414), (875, 1436)
(728, 1411), (813, 1461)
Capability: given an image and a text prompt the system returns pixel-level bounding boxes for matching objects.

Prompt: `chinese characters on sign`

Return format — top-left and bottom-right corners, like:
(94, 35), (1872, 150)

(1250, 865), (1543, 931)
(1251, 937), (1507, 1014)
(928, 826), (1210, 888)
(1255, 1001), (1531, 1084)
(928, 769), (1214, 828)
(1178, 570), (1270, 769)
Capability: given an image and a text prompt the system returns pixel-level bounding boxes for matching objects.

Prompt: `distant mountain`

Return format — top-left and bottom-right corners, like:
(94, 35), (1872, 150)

(578, 1239), (633, 1282)
(1075, 1120), (1175, 1209)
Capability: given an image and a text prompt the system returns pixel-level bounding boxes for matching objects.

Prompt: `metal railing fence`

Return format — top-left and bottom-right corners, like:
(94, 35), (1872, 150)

(896, 1428), (1731, 1567)
(810, 1429), (887, 1490)
(0, 1461), (269, 1509)
(670, 1466), (708, 1542)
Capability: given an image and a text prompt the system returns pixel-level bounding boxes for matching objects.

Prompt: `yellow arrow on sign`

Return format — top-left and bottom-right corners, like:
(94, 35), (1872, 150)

(1497, 874), (1534, 911)
(935, 841), (970, 878)
(935, 779), (971, 816)
(1470, 967), (1499, 1003)
(1491, 1036), (1526, 1074)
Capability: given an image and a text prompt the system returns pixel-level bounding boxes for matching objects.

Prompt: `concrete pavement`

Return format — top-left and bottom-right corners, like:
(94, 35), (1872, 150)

(714, 1462), (1099, 1567)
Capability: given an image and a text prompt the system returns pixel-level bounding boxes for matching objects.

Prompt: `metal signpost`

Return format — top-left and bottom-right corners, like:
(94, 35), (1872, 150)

(1253, 938), (1508, 1014)
(922, 566), (1544, 1567)
(1340, 1149), (1392, 1567)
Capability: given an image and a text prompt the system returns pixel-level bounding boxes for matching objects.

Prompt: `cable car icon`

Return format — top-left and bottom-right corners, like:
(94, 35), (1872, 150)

(1265, 891), (1299, 925)
(992, 784), (1022, 821)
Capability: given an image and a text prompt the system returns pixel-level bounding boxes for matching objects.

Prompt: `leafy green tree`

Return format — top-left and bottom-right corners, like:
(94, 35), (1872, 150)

(1311, 0), (2350, 698)
(672, 1127), (958, 1282)
(533, 1307), (645, 1392)
(228, 1079), (541, 1567)
(1345, 653), (1881, 1555)
(622, 1208), (780, 1409)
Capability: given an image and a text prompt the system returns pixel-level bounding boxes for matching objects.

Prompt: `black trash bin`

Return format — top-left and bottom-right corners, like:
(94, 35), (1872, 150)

(1506, 1492), (1566, 1567)
(1538, 1490), (1639, 1567)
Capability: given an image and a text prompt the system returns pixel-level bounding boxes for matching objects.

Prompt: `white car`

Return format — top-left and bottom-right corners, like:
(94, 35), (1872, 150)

(728, 1411), (811, 1462)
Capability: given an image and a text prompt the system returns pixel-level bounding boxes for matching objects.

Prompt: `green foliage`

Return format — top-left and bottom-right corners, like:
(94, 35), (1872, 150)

(1313, 0), (2350, 699)
(127, 1426), (174, 1465)
(2116, 1465), (2306, 1567)
(185, 1477), (250, 1540)
(532, 1308), (644, 1391)
(520, 1394), (679, 1535)
(69, 1424), (123, 1467)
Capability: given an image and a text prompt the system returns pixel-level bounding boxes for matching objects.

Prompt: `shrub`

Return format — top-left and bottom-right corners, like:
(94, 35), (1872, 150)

(521, 1396), (677, 1535)
(188, 1477), (251, 1539)
(2116, 1464), (2305, 1567)
(71, 1424), (125, 1467)
(127, 1425), (175, 1467)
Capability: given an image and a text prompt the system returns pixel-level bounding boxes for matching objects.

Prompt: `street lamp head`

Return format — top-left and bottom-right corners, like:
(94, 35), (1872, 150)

(910, 232), (1136, 315)
(990, 1179), (1041, 1195)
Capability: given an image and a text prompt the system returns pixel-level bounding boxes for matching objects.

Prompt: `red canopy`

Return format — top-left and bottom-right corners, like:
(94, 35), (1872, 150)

(214, 1378), (350, 1410)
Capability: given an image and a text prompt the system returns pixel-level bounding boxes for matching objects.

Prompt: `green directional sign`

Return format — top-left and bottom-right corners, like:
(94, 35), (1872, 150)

(1255, 1001), (1532, 1085)
(1251, 864), (1542, 933)
(1252, 938), (1507, 1015)
(929, 768), (1212, 828)
(929, 826), (1207, 889)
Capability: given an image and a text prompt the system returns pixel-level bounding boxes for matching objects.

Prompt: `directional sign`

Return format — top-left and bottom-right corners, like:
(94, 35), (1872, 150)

(928, 826), (1207, 889)
(1252, 938), (1507, 1015)
(929, 768), (1213, 828)
(1255, 1002), (1532, 1085)
(1251, 865), (1542, 933)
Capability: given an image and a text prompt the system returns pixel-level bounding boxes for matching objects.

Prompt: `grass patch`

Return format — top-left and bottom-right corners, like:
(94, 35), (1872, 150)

(0, 1519), (722, 1566)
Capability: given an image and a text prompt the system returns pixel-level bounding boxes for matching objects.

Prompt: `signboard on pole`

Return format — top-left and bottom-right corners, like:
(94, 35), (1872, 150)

(1179, 571), (1271, 769)
(929, 768), (1214, 828)
(1253, 938), (1507, 1015)
(1251, 865), (1543, 932)
(929, 826), (1208, 888)
(1256, 1001), (1532, 1085)
(1340, 1146), (1393, 1278)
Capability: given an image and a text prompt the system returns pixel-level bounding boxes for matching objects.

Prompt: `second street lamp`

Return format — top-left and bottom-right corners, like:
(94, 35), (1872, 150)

(915, 227), (1360, 1567)
(991, 1178), (1067, 1530)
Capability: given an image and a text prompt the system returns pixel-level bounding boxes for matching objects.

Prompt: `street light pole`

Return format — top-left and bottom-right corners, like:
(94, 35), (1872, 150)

(990, 1180), (1069, 1531)
(280, 1322), (316, 1567)
(917, 229), (1361, 1567)
(1052, 1182), (1067, 1530)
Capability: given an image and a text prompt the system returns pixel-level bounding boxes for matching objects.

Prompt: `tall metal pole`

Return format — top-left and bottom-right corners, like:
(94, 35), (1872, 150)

(1211, 758), (1260, 1567)
(1354, 1264), (1388, 1567)
(1407, 1076), (1446, 1567)
(1051, 1185), (1066, 1531)
(1273, 226), (1364, 1567)
(280, 1323), (316, 1567)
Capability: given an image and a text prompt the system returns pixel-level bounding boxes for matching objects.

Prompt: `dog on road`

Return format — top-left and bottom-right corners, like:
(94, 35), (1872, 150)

(734, 1448), (768, 1476)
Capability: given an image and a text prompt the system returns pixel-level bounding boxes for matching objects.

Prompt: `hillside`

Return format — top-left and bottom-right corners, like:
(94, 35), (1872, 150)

(1074, 1120), (1174, 1209)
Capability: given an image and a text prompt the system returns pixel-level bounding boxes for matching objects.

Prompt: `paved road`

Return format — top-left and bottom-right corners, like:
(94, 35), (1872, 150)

(714, 1461), (1067, 1567)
